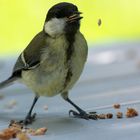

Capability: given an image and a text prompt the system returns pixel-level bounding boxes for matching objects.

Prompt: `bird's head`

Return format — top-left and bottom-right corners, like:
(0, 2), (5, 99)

(44, 2), (83, 37)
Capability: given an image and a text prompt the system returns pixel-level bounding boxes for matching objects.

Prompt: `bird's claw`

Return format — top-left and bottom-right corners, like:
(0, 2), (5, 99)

(19, 113), (37, 125)
(69, 110), (98, 120)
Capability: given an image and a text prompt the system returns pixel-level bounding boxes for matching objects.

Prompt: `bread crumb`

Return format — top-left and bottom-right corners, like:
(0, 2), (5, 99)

(0, 128), (17, 140)
(25, 128), (35, 134)
(113, 104), (121, 109)
(0, 120), (47, 140)
(126, 108), (138, 118)
(31, 127), (47, 136)
(106, 113), (113, 119)
(17, 132), (30, 140)
(97, 114), (106, 119)
(116, 112), (123, 119)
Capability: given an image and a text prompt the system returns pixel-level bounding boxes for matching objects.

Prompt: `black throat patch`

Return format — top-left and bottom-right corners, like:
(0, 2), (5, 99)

(63, 23), (79, 89)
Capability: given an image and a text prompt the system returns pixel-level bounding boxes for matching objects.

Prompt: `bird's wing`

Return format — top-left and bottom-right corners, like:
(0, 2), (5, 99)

(0, 31), (48, 89)
(12, 31), (47, 77)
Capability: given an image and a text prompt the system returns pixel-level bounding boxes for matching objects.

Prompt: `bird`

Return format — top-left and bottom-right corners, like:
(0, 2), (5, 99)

(0, 2), (97, 125)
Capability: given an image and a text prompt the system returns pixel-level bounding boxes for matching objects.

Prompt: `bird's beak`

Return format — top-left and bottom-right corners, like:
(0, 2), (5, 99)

(67, 12), (83, 23)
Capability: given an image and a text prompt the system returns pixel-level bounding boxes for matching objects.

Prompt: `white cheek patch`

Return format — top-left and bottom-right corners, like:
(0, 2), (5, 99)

(44, 18), (66, 37)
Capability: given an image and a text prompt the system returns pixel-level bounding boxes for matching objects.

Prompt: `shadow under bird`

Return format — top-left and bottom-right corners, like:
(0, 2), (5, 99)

(0, 2), (97, 125)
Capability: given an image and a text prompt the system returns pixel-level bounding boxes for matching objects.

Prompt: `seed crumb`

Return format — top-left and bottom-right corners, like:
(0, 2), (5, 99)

(116, 112), (123, 119)
(126, 108), (138, 118)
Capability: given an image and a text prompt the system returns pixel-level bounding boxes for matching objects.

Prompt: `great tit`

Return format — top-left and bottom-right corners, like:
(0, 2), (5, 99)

(0, 2), (97, 125)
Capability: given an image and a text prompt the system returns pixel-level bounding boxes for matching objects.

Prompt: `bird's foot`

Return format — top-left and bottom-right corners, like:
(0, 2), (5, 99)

(19, 113), (37, 125)
(69, 110), (98, 120)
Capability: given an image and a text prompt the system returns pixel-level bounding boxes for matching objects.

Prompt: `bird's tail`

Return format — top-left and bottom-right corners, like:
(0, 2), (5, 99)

(0, 76), (17, 90)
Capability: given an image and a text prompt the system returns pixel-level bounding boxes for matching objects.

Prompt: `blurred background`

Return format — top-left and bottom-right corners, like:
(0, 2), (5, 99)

(0, 0), (140, 56)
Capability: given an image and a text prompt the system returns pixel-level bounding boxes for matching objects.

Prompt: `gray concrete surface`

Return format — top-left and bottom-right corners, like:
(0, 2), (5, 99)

(0, 40), (140, 140)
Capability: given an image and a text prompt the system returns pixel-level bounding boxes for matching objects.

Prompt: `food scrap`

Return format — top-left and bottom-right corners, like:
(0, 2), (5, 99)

(30, 128), (47, 136)
(125, 108), (138, 118)
(116, 112), (123, 119)
(97, 113), (113, 119)
(113, 104), (121, 109)
(17, 132), (30, 140)
(0, 127), (18, 140)
(106, 113), (113, 119)
(97, 114), (106, 119)
(0, 120), (47, 140)
(97, 104), (139, 120)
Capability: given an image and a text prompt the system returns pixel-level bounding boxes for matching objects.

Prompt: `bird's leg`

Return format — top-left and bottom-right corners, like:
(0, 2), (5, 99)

(19, 95), (39, 125)
(61, 92), (97, 120)
(66, 98), (97, 120)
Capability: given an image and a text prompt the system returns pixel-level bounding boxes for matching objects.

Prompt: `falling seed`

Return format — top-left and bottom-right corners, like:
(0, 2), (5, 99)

(98, 18), (102, 26)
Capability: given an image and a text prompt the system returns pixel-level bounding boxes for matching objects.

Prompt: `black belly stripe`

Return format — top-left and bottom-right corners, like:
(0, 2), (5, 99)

(63, 22), (80, 90)
(64, 45), (74, 88)
(63, 31), (76, 89)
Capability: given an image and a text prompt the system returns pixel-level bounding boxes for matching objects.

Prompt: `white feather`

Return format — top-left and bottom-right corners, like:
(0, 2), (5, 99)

(21, 52), (28, 67)
(44, 18), (66, 37)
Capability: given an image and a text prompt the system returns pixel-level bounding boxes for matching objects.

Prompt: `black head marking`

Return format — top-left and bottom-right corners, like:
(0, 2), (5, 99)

(46, 2), (78, 21)
(44, 2), (82, 38)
